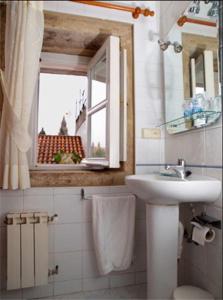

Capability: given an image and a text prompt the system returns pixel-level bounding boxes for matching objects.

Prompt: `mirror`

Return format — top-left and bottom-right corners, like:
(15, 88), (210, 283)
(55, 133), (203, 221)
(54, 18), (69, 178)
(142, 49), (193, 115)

(163, 0), (221, 134)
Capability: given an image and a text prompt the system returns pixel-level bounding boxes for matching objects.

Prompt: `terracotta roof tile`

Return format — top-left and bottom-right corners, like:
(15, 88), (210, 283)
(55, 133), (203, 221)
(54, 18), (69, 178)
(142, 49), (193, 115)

(37, 135), (85, 164)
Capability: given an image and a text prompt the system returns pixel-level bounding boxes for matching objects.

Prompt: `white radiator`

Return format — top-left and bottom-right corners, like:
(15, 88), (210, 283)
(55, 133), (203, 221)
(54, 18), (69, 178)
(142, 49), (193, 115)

(6, 212), (48, 290)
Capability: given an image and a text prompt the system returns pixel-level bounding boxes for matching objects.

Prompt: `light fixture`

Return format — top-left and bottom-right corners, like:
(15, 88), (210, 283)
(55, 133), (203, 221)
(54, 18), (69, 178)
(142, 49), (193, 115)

(158, 40), (171, 51)
(158, 40), (183, 53)
(172, 42), (183, 53)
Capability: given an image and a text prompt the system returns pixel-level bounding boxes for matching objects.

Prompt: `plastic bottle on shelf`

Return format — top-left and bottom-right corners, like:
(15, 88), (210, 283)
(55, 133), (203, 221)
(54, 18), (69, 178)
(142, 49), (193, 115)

(192, 94), (206, 127)
(183, 99), (193, 129)
(212, 95), (222, 112)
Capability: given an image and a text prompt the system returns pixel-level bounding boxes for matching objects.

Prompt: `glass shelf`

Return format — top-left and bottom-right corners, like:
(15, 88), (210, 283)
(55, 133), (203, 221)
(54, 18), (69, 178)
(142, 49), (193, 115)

(158, 111), (221, 134)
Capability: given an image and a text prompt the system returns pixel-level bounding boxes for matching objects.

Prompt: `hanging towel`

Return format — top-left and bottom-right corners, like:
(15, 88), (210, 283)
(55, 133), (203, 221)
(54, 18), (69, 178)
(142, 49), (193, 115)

(92, 194), (136, 275)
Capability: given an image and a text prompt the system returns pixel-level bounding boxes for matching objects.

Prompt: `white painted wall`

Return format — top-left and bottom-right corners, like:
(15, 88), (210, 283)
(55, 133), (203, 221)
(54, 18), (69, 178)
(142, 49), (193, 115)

(160, 1), (190, 38)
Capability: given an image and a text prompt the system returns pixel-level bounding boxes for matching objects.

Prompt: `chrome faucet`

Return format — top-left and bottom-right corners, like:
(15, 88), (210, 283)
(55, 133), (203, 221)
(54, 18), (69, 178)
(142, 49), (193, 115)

(165, 158), (186, 180)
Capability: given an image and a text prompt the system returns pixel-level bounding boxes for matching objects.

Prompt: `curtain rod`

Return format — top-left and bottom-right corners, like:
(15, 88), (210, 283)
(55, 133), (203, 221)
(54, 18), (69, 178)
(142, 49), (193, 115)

(177, 15), (216, 27)
(70, 0), (155, 19)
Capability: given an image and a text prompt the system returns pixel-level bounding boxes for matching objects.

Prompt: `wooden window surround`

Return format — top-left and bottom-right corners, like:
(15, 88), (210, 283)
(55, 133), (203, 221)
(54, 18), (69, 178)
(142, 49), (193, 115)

(0, 9), (135, 187)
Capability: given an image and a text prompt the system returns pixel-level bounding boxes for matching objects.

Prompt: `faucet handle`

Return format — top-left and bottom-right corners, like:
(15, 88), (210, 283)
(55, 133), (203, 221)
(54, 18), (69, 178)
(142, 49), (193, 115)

(178, 158), (185, 167)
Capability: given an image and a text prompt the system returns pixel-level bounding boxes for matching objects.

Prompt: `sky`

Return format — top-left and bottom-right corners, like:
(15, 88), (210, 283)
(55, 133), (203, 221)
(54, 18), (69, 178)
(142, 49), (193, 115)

(38, 73), (87, 136)
(38, 73), (106, 148)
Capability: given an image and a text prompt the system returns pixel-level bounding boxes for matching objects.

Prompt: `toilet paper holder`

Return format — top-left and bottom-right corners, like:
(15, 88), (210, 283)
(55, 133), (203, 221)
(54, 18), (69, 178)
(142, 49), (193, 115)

(184, 213), (221, 244)
(191, 213), (221, 230)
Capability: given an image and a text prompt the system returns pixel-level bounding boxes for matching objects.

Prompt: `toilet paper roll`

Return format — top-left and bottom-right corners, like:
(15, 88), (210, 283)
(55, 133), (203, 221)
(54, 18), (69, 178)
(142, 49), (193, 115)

(192, 223), (215, 246)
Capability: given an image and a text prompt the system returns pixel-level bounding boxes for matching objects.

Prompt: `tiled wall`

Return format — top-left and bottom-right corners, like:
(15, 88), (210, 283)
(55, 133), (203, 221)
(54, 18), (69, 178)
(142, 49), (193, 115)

(160, 1), (222, 298)
(0, 186), (147, 299)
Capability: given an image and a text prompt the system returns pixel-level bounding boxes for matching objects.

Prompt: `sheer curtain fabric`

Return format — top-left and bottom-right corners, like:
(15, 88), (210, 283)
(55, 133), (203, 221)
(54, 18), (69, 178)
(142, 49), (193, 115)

(0, 1), (44, 189)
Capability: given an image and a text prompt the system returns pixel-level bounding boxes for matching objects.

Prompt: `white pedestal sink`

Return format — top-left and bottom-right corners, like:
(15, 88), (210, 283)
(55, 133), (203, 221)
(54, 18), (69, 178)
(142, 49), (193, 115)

(125, 174), (221, 299)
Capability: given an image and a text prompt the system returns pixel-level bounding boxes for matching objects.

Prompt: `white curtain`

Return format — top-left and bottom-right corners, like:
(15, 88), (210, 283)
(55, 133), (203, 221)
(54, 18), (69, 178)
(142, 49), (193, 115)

(0, 1), (44, 189)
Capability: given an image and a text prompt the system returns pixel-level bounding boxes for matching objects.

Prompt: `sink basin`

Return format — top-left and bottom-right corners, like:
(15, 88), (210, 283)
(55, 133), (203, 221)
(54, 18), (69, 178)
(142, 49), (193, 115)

(125, 174), (221, 205)
(126, 173), (221, 298)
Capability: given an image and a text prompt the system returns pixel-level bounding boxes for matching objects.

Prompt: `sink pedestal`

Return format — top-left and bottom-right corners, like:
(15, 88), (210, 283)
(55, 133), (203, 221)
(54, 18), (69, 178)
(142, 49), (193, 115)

(125, 173), (221, 299)
(146, 203), (179, 299)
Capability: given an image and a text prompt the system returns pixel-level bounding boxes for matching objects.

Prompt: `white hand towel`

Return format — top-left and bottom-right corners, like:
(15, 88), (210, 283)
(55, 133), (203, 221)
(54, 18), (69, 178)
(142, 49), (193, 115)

(92, 194), (136, 275)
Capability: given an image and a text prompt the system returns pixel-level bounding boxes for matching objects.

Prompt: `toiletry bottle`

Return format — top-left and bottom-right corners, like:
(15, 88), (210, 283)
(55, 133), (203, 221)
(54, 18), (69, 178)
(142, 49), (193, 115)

(193, 94), (206, 127)
(183, 99), (193, 129)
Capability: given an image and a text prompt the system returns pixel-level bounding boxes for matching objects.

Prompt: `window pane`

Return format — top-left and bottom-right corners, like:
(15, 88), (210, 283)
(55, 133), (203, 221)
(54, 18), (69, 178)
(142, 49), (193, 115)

(38, 73), (87, 135)
(91, 56), (106, 107)
(37, 73), (87, 164)
(90, 108), (106, 158)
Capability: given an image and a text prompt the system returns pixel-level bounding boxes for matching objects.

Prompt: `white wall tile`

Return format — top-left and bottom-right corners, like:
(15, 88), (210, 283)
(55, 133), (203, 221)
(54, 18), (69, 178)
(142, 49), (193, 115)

(54, 252), (82, 282)
(109, 273), (135, 288)
(135, 271), (147, 284)
(135, 165), (162, 175)
(48, 224), (55, 253)
(0, 226), (6, 259)
(187, 243), (207, 275)
(134, 245), (147, 272)
(22, 284), (53, 299)
(165, 129), (205, 165)
(0, 288), (22, 300)
(83, 251), (100, 278)
(82, 222), (94, 251)
(54, 279), (82, 296)
(205, 278), (222, 300)
(205, 127), (222, 165)
(23, 188), (53, 197)
(23, 195), (54, 215)
(206, 244), (222, 286)
(82, 200), (92, 223)
(54, 195), (82, 224)
(83, 277), (109, 291)
(54, 224), (82, 252)
(135, 219), (146, 247)
(0, 196), (23, 225)
(136, 138), (163, 164)
(136, 199), (146, 220)
(53, 187), (81, 196)
(108, 186), (130, 194)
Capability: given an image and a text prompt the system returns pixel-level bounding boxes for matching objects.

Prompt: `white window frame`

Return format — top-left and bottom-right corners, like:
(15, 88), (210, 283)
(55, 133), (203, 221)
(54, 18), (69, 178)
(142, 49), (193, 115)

(82, 36), (120, 168)
(28, 53), (90, 170)
(29, 36), (122, 170)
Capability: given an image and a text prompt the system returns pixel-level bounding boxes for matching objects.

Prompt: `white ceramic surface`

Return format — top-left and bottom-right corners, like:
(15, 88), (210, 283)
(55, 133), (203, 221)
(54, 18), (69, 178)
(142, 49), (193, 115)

(125, 173), (221, 299)
(125, 174), (221, 205)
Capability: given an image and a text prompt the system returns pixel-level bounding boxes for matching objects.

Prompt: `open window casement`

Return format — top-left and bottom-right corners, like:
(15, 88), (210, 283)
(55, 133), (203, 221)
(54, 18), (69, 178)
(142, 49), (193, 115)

(83, 36), (121, 168)
(29, 35), (127, 170)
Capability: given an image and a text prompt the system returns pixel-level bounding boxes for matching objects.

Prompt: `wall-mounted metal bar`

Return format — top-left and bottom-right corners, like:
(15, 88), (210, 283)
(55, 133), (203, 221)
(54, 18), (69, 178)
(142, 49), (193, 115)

(70, 0), (155, 19)
(135, 163), (223, 169)
(81, 188), (92, 200)
(177, 15), (216, 27)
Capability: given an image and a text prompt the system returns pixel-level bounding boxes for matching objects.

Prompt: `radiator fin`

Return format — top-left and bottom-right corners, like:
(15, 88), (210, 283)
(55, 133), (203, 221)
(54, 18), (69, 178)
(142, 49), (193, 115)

(6, 212), (48, 290)
(34, 212), (48, 286)
(7, 213), (21, 290)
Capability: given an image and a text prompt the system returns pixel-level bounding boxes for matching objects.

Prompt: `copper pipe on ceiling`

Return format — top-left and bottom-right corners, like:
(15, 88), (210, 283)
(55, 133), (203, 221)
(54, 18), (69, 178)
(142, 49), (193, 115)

(177, 15), (216, 27)
(70, 0), (155, 19)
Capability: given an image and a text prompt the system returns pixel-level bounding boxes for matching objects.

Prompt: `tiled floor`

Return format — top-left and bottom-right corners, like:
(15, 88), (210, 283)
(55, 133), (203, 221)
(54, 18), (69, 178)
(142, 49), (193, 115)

(39, 284), (147, 300)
